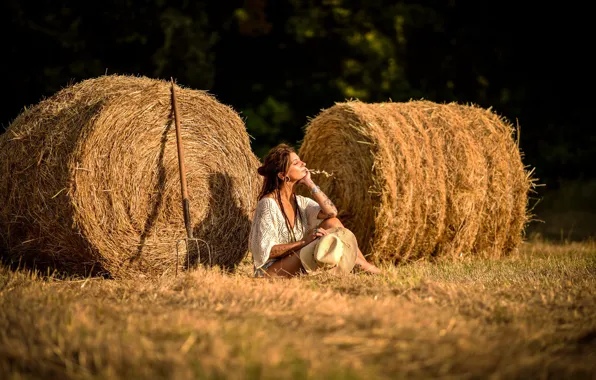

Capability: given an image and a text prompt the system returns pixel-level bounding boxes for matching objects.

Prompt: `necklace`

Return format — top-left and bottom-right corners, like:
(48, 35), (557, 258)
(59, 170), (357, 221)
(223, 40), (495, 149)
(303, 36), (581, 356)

(276, 190), (299, 242)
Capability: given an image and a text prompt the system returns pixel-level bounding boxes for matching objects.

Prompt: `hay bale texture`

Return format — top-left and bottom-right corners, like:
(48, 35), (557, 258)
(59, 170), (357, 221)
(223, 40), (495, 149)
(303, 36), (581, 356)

(0, 75), (260, 277)
(298, 100), (532, 263)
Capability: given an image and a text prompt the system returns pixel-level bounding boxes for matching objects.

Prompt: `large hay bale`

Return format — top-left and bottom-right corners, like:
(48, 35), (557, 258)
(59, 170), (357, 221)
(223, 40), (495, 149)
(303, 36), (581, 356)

(298, 100), (531, 263)
(0, 75), (260, 277)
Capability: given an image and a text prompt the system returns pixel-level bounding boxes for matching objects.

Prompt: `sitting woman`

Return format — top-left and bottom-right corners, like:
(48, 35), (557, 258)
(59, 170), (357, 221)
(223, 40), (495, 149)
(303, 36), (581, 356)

(249, 143), (381, 278)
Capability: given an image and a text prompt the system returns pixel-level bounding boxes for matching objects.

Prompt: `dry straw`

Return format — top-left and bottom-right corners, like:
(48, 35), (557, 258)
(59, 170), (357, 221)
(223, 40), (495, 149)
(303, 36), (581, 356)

(298, 100), (533, 263)
(0, 75), (261, 278)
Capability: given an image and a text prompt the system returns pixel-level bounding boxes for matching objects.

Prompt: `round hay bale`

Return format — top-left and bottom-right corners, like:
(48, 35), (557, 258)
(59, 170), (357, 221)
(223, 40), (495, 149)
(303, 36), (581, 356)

(0, 75), (260, 277)
(298, 100), (531, 263)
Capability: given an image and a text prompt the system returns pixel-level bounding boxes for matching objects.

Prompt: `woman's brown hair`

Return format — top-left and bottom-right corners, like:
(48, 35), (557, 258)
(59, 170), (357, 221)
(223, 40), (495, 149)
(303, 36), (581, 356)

(257, 143), (302, 241)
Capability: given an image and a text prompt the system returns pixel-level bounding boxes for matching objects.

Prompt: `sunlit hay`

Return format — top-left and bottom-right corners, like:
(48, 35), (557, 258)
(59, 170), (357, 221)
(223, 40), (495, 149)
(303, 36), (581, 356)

(505, 137), (534, 254)
(299, 100), (443, 263)
(372, 104), (420, 262)
(454, 104), (513, 257)
(0, 75), (260, 278)
(357, 102), (417, 263)
(396, 102), (447, 260)
(459, 104), (533, 255)
(299, 100), (531, 263)
(431, 104), (488, 258)
(362, 102), (445, 262)
(298, 104), (379, 254)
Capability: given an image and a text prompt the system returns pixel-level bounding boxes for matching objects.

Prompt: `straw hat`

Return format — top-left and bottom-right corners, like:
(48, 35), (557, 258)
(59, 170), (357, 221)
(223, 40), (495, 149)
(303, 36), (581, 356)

(299, 226), (358, 275)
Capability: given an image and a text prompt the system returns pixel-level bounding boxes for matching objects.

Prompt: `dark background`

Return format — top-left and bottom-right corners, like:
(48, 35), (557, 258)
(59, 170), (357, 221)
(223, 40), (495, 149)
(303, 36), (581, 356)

(2, 1), (594, 240)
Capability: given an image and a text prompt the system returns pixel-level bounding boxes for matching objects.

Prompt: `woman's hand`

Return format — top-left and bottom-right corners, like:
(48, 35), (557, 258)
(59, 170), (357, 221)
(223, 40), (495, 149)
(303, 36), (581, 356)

(297, 168), (314, 188)
(304, 226), (328, 245)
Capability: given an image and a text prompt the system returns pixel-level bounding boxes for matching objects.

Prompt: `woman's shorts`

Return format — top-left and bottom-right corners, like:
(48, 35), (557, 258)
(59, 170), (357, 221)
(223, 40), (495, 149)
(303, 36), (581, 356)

(254, 257), (283, 278)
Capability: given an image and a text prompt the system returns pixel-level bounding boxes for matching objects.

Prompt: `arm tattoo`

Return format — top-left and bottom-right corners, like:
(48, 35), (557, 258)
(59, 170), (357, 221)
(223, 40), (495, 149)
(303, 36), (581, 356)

(322, 195), (338, 215)
(313, 190), (338, 217)
(323, 198), (335, 208)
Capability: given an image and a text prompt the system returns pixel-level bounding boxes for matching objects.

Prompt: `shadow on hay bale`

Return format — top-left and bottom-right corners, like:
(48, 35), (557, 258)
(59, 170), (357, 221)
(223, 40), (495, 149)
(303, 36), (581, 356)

(0, 75), (260, 278)
(298, 100), (535, 264)
(185, 172), (251, 271)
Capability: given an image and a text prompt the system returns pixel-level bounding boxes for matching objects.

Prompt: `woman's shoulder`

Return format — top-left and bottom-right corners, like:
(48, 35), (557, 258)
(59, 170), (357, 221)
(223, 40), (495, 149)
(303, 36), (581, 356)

(259, 194), (276, 202)
(256, 196), (276, 209)
(252, 197), (278, 223)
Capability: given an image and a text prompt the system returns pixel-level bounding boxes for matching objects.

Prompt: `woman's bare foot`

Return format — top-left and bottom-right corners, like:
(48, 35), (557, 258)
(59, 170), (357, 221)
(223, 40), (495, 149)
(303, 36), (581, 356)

(354, 257), (382, 274)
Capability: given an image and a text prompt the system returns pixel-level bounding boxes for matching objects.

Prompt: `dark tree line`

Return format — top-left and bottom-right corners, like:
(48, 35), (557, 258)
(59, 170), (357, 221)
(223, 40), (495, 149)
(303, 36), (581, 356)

(2, 1), (593, 192)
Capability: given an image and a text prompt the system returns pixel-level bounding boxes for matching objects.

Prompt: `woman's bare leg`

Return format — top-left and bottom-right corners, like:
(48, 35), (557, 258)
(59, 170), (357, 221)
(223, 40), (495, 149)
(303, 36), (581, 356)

(265, 253), (304, 278)
(317, 218), (381, 274)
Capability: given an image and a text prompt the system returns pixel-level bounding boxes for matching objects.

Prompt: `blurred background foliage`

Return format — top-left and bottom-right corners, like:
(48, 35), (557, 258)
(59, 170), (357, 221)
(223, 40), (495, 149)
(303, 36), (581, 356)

(1, 0), (593, 239)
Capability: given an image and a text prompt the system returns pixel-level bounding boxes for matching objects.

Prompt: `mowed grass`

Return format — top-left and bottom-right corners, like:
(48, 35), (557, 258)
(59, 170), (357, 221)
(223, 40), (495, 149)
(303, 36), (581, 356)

(1, 240), (595, 379)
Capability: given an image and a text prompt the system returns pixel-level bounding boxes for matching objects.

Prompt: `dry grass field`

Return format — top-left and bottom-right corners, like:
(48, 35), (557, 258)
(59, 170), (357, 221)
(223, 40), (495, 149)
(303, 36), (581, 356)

(1, 239), (595, 379)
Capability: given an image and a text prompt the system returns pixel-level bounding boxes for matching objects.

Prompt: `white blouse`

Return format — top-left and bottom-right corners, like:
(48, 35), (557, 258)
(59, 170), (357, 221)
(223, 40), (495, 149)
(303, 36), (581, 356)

(249, 195), (324, 269)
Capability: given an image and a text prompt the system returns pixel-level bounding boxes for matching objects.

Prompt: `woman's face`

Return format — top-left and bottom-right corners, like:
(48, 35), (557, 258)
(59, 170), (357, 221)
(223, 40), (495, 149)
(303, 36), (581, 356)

(283, 152), (307, 182)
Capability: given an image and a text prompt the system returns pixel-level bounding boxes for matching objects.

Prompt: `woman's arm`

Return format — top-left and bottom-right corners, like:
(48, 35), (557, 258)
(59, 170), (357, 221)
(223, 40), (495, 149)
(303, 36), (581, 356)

(300, 175), (338, 219)
(269, 227), (326, 259)
(269, 240), (307, 259)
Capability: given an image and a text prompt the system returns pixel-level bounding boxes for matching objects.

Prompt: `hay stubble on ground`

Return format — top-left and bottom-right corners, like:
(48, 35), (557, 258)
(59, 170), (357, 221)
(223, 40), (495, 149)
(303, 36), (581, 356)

(0, 240), (594, 379)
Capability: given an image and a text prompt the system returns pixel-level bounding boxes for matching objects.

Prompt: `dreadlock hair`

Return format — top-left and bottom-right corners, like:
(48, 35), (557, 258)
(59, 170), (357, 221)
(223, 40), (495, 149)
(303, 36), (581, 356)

(257, 144), (303, 242)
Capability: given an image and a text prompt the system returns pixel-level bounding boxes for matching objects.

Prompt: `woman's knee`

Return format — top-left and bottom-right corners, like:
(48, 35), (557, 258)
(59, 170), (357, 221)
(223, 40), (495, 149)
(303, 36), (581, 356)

(319, 217), (344, 229)
(266, 254), (303, 277)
